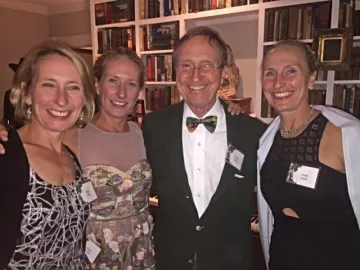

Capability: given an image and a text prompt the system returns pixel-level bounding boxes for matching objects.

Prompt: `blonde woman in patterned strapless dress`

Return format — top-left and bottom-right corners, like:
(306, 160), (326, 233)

(63, 47), (155, 270)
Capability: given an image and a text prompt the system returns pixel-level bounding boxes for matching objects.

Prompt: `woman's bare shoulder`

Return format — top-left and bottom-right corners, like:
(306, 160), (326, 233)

(320, 120), (344, 172)
(63, 127), (79, 157)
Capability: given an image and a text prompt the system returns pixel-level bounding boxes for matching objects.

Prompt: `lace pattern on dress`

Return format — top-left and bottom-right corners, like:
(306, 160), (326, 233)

(7, 153), (90, 270)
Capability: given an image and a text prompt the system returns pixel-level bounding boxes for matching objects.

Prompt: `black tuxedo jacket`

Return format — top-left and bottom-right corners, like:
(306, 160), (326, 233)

(142, 100), (266, 270)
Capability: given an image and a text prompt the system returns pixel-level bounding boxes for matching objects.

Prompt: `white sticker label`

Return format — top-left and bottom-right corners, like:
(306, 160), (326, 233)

(286, 162), (320, 189)
(85, 239), (101, 263)
(226, 144), (245, 171)
(79, 181), (97, 203)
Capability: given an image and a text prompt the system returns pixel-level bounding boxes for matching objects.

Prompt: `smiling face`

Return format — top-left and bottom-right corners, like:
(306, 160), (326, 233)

(176, 36), (225, 117)
(96, 57), (142, 120)
(262, 45), (316, 114)
(26, 54), (85, 132)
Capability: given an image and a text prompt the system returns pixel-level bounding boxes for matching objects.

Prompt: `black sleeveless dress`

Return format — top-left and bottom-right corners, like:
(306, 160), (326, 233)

(260, 114), (360, 270)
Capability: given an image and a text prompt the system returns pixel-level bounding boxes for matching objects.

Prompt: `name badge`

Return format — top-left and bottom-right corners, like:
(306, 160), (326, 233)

(85, 238), (101, 263)
(286, 162), (320, 189)
(79, 181), (98, 203)
(225, 143), (245, 171)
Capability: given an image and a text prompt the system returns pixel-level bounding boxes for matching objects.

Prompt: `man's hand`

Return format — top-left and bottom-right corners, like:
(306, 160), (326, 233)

(227, 101), (243, 116)
(0, 124), (9, 154)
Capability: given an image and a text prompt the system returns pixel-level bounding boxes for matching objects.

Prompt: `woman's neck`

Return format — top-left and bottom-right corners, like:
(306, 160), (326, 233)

(280, 103), (314, 132)
(92, 112), (129, 133)
(19, 120), (65, 153)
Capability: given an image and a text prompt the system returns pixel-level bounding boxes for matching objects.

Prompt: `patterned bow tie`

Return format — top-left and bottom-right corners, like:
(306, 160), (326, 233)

(186, 116), (217, 133)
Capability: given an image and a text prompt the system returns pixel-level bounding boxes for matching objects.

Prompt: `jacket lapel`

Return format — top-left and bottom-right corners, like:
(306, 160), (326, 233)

(165, 102), (194, 200)
(210, 107), (240, 202)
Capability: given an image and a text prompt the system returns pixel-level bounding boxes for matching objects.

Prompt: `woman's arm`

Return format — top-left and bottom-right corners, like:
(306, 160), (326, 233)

(319, 121), (345, 173)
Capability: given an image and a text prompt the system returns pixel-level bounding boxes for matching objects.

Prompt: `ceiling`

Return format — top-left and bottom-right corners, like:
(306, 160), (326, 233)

(18, 0), (87, 8)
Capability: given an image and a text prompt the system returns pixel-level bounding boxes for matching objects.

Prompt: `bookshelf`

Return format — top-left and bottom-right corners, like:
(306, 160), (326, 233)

(259, 0), (360, 121)
(89, 0), (360, 121)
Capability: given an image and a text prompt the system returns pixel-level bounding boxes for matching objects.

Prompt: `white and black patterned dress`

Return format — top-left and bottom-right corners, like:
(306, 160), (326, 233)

(7, 148), (90, 270)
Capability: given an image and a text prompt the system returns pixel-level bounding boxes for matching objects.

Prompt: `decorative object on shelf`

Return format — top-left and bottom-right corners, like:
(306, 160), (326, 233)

(217, 44), (252, 114)
(226, 97), (252, 114)
(134, 99), (145, 116)
(313, 27), (353, 71)
(218, 45), (240, 100)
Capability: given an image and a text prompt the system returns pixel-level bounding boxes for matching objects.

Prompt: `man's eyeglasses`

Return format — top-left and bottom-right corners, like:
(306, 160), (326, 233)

(176, 62), (223, 74)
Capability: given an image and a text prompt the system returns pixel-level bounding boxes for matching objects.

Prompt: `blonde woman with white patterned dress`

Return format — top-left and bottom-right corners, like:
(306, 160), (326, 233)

(0, 40), (95, 269)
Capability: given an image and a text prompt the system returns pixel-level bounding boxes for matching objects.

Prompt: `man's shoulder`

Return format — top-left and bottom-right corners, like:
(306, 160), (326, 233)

(144, 102), (183, 124)
(230, 113), (268, 137)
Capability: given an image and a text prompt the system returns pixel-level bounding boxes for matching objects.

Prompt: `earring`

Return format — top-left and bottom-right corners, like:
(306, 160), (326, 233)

(79, 111), (85, 122)
(26, 106), (32, 120)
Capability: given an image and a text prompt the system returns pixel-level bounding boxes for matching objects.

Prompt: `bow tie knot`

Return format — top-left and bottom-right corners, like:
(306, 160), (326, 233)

(186, 116), (217, 133)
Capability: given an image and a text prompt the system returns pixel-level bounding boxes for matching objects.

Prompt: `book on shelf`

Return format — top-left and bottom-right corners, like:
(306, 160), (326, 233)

(95, 0), (134, 25)
(264, 2), (331, 42)
(338, 0), (360, 36)
(145, 86), (181, 111)
(333, 84), (360, 118)
(97, 26), (135, 54)
(139, 21), (179, 51)
(309, 89), (326, 106)
(139, 0), (276, 19)
(335, 47), (360, 81)
(143, 54), (174, 82)
(317, 70), (328, 81)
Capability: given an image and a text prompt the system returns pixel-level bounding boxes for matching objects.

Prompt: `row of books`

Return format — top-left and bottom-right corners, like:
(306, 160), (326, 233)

(139, 0), (276, 19)
(264, 2), (331, 42)
(97, 27), (135, 54)
(335, 47), (360, 81)
(145, 86), (181, 111)
(316, 70), (328, 81)
(139, 21), (179, 51)
(128, 86), (181, 125)
(95, 0), (134, 25)
(339, 0), (360, 36)
(333, 84), (360, 117)
(143, 54), (175, 82)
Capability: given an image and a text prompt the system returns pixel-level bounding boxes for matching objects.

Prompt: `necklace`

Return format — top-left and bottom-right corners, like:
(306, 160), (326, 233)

(280, 108), (314, 137)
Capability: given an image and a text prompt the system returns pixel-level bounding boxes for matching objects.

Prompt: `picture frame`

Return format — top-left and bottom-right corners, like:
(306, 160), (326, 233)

(313, 28), (353, 71)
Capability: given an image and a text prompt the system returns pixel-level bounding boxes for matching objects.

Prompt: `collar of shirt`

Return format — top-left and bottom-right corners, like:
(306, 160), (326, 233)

(183, 98), (225, 130)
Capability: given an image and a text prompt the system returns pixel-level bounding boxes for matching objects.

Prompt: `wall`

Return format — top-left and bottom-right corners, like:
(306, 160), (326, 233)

(0, 7), (49, 119)
(48, 9), (93, 69)
(207, 19), (259, 112)
(49, 9), (90, 38)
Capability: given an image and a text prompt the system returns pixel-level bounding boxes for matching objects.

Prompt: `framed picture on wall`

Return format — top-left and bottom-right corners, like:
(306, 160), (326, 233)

(313, 28), (353, 70)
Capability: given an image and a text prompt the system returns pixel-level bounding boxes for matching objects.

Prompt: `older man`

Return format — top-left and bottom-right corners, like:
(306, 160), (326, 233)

(142, 26), (266, 270)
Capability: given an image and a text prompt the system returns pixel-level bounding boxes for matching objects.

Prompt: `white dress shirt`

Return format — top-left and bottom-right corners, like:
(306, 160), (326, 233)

(257, 105), (360, 268)
(182, 98), (228, 217)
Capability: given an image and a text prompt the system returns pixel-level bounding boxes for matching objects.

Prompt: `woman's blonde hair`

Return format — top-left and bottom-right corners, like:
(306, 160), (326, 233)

(10, 39), (96, 127)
